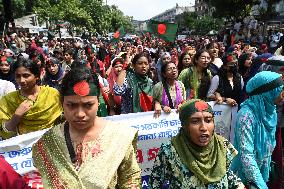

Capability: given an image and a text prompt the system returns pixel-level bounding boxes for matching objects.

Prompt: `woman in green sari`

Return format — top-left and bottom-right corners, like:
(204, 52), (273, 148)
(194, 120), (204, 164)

(114, 52), (153, 114)
(178, 49), (212, 100)
(32, 67), (141, 189)
(0, 58), (62, 139)
(149, 99), (244, 188)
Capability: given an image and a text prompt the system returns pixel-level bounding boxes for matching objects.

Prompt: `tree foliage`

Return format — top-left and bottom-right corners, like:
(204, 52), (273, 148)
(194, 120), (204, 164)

(176, 12), (223, 35)
(203, 0), (260, 21)
(0, 0), (134, 34)
(257, 0), (282, 20)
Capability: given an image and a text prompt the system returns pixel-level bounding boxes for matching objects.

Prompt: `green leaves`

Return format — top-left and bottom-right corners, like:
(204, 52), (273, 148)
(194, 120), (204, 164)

(204, 0), (261, 21)
(177, 12), (223, 36)
(30, 0), (134, 34)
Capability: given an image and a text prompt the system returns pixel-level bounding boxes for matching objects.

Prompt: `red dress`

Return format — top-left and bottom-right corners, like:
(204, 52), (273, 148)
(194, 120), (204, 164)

(0, 156), (30, 189)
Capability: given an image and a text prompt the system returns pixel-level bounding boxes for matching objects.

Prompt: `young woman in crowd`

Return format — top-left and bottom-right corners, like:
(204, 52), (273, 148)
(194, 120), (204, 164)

(238, 53), (253, 84)
(107, 57), (125, 115)
(149, 99), (245, 188)
(155, 52), (171, 82)
(207, 53), (244, 106)
(114, 52), (153, 114)
(153, 62), (186, 118)
(206, 42), (223, 76)
(177, 52), (192, 74)
(0, 55), (17, 87)
(232, 71), (284, 189)
(43, 57), (64, 90)
(32, 67), (141, 188)
(0, 59), (62, 139)
(178, 49), (212, 100)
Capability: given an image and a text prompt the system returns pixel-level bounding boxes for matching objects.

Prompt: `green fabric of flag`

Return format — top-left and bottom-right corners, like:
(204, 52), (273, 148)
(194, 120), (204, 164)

(147, 20), (178, 42)
(111, 27), (126, 43)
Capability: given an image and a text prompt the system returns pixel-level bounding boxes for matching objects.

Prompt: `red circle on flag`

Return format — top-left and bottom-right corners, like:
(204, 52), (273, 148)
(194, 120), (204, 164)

(157, 24), (166, 34)
(73, 81), (90, 96)
(114, 31), (120, 38)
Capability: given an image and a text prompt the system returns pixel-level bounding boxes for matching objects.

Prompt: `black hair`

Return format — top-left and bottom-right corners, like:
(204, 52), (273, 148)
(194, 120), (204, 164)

(192, 49), (211, 100)
(205, 42), (219, 50)
(14, 58), (40, 78)
(64, 49), (74, 57)
(193, 49), (210, 66)
(161, 61), (176, 81)
(178, 52), (191, 73)
(60, 66), (100, 100)
(132, 52), (150, 65)
(111, 57), (124, 67)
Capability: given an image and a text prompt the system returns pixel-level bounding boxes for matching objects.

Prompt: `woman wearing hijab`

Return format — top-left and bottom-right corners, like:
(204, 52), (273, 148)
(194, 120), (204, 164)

(43, 57), (64, 90)
(107, 57), (125, 115)
(149, 99), (245, 188)
(155, 52), (171, 82)
(232, 71), (284, 189)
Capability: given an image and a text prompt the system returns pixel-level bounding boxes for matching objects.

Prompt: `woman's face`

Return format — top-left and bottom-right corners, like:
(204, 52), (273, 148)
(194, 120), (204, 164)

(133, 56), (149, 75)
(187, 111), (215, 147)
(0, 61), (10, 74)
(196, 52), (211, 69)
(47, 63), (59, 75)
(208, 43), (219, 58)
(244, 56), (253, 67)
(63, 95), (99, 131)
(113, 63), (123, 75)
(182, 54), (191, 67)
(15, 66), (38, 91)
(162, 55), (171, 64)
(163, 63), (178, 80)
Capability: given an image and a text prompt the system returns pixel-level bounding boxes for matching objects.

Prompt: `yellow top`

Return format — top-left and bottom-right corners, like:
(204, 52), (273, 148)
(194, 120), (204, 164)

(0, 86), (63, 139)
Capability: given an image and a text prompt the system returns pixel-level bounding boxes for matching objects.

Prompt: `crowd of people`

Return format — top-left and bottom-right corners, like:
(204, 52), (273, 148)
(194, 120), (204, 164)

(0, 24), (284, 189)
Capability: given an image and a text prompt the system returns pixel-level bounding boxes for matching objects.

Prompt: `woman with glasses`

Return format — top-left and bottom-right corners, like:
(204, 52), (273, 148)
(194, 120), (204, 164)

(153, 62), (186, 118)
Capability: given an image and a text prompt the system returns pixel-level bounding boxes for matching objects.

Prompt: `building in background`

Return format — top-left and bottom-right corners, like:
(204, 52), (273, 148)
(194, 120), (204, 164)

(151, 3), (194, 23)
(133, 20), (148, 32)
(195, 0), (209, 17)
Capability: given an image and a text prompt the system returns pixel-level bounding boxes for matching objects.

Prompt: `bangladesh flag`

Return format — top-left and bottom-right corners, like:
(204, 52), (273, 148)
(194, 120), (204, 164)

(147, 20), (178, 42)
(112, 27), (125, 42)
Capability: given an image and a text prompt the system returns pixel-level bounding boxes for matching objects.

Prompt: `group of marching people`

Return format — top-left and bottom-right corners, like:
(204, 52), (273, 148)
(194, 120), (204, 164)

(0, 29), (284, 188)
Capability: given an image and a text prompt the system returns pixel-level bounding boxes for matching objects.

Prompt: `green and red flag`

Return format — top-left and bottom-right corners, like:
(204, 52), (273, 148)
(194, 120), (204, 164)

(147, 20), (178, 42)
(112, 27), (125, 42)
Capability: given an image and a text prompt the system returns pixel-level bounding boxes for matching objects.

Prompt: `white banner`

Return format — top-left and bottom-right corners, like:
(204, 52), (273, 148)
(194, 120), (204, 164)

(0, 102), (237, 188)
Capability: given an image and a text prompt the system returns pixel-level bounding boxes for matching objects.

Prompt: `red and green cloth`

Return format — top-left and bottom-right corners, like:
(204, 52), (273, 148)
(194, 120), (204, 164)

(147, 20), (178, 42)
(111, 27), (125, 42)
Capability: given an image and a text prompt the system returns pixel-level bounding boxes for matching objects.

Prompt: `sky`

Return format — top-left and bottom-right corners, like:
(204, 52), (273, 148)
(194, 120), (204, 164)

(106, 0), (195, 21)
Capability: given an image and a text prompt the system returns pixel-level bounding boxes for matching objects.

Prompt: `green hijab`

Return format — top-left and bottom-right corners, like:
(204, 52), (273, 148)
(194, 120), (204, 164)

(127, 68), (153, 113)
(172, 99), (227, 184)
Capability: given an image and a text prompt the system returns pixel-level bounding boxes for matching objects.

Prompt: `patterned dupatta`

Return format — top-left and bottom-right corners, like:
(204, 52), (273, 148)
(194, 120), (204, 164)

(32, 122), (138, 189)
(162, 80), (183, 108)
